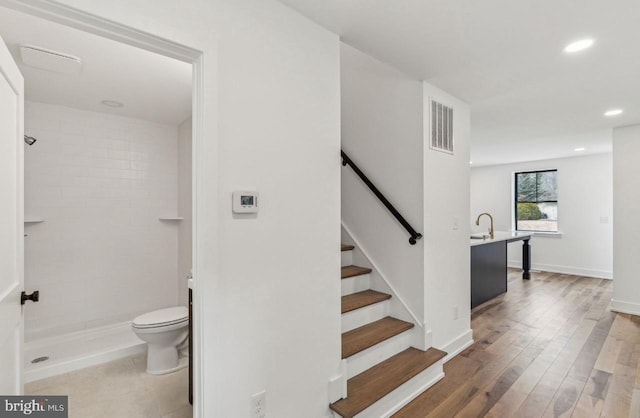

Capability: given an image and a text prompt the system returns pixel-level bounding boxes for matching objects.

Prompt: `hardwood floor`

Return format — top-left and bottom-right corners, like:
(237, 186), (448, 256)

(394, 269), (640, 418)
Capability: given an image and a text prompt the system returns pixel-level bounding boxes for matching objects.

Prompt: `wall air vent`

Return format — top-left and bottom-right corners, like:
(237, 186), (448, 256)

(20, 45), (82, 74)
(429, 98), (454, 154)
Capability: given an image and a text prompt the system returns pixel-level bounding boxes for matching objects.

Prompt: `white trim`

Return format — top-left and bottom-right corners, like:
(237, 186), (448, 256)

(0, 0), (200, 62)
(0, 2), (208, 416)
(0, 22), (26, 393)
(504, 229), (563, 238)
(438, 329), (473, 363)
(191, 52), (208, 418)
(610, 299), (640, 317)
(328, 359), (347, 403)
(341, 222), (430, 350)
(529, 231), (563, 238)
(414, 325), (433, 352)
(508, 261), (613, 279)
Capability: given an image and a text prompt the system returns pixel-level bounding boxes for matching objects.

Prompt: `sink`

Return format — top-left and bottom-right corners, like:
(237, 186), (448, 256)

(470, 233), (490, 240)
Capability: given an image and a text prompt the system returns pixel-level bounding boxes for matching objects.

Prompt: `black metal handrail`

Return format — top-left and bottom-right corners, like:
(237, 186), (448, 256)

(341, 150), (423, 245)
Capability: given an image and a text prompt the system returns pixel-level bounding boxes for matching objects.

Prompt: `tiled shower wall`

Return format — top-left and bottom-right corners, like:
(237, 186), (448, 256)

(24, 101), (179, 341)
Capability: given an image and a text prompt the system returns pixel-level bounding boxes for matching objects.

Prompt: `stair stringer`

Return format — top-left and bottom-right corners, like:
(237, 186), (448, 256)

(341, 222), (432, 351)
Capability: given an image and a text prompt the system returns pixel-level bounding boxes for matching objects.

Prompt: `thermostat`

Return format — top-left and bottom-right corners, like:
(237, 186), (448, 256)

(233, 191), (259, 213)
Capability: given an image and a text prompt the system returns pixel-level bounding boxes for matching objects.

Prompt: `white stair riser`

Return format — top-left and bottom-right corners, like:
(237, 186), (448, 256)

(353, 359), (445, 418)
(341, 274), (370, 296)
(342, 300), (389, 333)
(341, 250), (353, 267)
(346, 329), (413, 379)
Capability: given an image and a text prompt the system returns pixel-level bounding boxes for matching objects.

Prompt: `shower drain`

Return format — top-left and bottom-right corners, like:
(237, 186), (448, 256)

(31, 356), (49, 364)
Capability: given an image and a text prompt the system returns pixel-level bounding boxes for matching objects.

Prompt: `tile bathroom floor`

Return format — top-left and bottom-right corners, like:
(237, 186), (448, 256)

(25, 353), (192, 418)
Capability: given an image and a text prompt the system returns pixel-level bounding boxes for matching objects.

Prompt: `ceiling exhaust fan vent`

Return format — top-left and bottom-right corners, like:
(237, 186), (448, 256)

(20, 45), (82, 74)
(429, 98), (454, 154)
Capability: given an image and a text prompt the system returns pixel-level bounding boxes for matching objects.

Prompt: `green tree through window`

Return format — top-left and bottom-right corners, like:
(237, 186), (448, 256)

(515, 170), (558, 232)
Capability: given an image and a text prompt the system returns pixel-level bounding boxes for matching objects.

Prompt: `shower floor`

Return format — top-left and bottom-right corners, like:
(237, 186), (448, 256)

(25, 322), (145, 383)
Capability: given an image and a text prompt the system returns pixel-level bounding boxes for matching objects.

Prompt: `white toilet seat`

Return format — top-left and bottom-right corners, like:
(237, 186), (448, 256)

(132, 306), (188, 329)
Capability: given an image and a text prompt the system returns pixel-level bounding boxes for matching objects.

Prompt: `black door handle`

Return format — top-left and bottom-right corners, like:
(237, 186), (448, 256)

(21, 290), (39, 305)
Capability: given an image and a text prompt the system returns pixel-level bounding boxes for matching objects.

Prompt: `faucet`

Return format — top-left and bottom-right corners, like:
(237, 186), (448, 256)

(476, 213), (494, 239)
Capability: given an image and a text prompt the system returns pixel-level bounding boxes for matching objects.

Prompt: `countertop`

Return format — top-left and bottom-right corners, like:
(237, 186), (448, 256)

(470, 230), (533, 247)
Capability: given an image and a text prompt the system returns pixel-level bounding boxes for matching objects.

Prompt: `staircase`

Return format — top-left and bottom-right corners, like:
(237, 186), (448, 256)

(330, 244), (447, 418)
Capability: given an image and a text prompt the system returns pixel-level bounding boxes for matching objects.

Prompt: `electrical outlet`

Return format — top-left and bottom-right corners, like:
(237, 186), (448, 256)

(251, 391), (266, 418)
(453, 305), (459, 320)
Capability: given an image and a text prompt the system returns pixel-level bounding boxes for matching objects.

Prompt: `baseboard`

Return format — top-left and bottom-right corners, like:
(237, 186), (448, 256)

(507, 261), (612, 280)
(438, 329), (473, 363)
(610, 299), (640, 317)
(412, 327), (432, 352)
(328, 359), (347, 403)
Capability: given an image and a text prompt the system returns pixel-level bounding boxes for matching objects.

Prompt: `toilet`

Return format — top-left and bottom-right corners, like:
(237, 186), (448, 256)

(132, 306), (189, 375)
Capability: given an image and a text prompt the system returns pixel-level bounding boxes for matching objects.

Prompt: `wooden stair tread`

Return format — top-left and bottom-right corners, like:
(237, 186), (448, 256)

(342, 317), (414, 359)
(330, 347), (447, 418)
(341, 265), (372, 279)
(341, 244), (355, 251)
(342, 290), (391, 314)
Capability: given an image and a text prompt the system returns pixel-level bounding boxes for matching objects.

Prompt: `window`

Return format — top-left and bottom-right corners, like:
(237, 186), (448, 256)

(515, 169), (558, 232)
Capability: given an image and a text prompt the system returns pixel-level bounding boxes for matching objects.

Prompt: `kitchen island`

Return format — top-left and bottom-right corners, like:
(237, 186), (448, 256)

(470, 231), (532, 308)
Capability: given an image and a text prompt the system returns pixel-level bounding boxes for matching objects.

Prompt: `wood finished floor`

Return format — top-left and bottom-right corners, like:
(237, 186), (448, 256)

(394, 269), (640, 418)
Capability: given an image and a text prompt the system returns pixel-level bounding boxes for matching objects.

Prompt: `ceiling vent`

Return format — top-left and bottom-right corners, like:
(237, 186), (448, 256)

(20, 45), (82, 74)
(429, 98), (454, 154)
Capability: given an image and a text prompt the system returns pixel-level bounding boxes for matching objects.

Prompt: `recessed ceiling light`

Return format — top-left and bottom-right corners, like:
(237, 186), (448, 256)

(469, 161), (473, 165)
(564, 39), (594, 53)
(574, 147), (585, 152)
(604, 109), (623, 117)
(101, 100), (124, 108)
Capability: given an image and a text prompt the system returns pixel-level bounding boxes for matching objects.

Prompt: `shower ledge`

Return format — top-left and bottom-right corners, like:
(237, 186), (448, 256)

(158, 216), (184, 221)
(24, 217), (44, 223)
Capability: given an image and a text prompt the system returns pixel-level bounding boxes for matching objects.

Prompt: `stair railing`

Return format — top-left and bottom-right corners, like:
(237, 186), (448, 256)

(341, 150), (423, 245)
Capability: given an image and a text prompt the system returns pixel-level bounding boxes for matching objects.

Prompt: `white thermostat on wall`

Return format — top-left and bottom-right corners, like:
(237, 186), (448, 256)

(232, 191), (259, 213)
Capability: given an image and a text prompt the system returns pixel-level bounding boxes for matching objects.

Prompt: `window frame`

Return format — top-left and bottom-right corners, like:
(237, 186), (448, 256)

(514, 169), (558, 232)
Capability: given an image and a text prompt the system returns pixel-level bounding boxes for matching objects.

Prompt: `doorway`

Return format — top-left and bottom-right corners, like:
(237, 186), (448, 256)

(0, 2), (204, 416)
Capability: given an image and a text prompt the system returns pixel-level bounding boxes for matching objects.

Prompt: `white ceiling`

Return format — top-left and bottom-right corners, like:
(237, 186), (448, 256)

(279, 0), (640, 166)
(0, 6), (192, 126)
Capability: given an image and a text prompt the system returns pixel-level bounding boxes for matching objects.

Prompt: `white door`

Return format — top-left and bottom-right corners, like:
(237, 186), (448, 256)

(0, 34), (25, 395)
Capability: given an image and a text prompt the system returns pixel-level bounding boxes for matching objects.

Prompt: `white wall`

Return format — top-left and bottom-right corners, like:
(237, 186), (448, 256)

(340, 45), (473, 358)
(340, 43), (425, 323)
(470, 153), (613, 279)
(23, 101), (179, 341)
(48, 1), (342, 417)
(612, 125), (640, 315)
(422, 83), (473, 356)
(177, 117), (191, 307)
